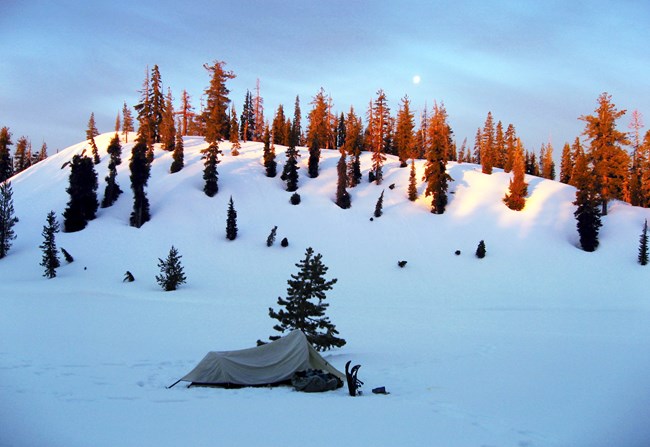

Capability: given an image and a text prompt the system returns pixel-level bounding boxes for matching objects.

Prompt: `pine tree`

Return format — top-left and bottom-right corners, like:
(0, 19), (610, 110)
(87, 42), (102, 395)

(129, 138), (151, 228)
(202, 61), (235, 144)
(341, 107), (363, 189)
(629, 110), (645, 206)
(540, 143), (555, 180)
(272, 104), (287, 146)
(503, 124), (517, 173)
(121, 102), (134, 143)
(266, 247), (345, 351)
(638, 219), (649, 265)
(226, 196), (238, 240)
(475, 240), (486, 259)
(0, 127), (13, 182)
(134, 67), (154, 148)
(408, 159), (418, 201)
(263, 125), (277, 177)
(156, 245), (187, 291)
(335, 152), (351, 209)
(101, 134), (123, 208)
(0, 181), (19, 259)
(170, 128), (184, 173)
(37, 142), (48, 163)
(201, 143), (221, 197)
(306, 89), (329, 178)
(395, 95), (415, 167)
(494, 121), (506, 169)
(266, 226), (278, 247)
(580, 92), (630, 215)
(281, 142), (300, 192)
(177, 90), (195, 136)
(115, 111), (121, 133)
(481, 112), (495, 174)
(423, 103), (453, 214)
(63, 154), (98, 232)
(503, 139), (528, 211)
(148, 65), (166, 144)
(240, 90), (255, 142)
(573, 147), (602, 252)
(336, 112), (346, 149)
(160, 88), (176, 152)
(86, 113), (100, 164)
(13, 136), (29, 174)
(252, 79), (265, 141)
(367, 90), (390, 184)
(637, 219), (648, 265)
(291, 95), (302, 148)
(559, 142), (573, 184)
(374, 190), (385, 218)
(229, 105), (241, 156)
(39, 211), (60, 278)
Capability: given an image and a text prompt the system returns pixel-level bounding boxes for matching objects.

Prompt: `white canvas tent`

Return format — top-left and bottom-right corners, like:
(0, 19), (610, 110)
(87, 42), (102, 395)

(172, 330), (345, 387)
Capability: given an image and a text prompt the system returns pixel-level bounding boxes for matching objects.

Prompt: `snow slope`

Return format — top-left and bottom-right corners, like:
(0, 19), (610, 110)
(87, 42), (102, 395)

(1, 133), (650, 447)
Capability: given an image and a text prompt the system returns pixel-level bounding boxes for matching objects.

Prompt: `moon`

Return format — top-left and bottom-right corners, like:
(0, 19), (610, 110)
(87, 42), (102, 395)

(412, 75), (421, 85)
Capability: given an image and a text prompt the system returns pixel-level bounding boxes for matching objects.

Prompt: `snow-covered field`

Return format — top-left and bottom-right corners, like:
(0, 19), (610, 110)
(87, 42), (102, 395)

(1, 134), (650, 447)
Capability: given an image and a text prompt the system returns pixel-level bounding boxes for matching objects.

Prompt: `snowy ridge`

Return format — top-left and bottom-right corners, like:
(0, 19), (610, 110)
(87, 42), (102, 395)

(1, 133), (650, 447)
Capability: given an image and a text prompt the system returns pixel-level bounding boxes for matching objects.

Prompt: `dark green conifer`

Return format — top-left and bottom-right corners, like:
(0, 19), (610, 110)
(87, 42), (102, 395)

(266, 226), (278, 247)
(63, 154), (99, 232)
(170, 130), (184, 173)
(101, 134), (123, 208)
(374, 190), (385, 218)
(573, 148), (602, 252)
(638, 220), (648, 266)
(86, 113), (100, 164)
(40, 211), (60, 278)
(0, 181), (19, 259)
(156, 245), (186, 291)
(226, 196), (238, 240)
(129, 139), (151, 228)
(475, 240), (486, 259)
(263, 125), (277, 177)
(335, 152), (351, 209)
(0, 127), (13, 182)
(265, 247), (345, 351)
(202, 143), (221, 197)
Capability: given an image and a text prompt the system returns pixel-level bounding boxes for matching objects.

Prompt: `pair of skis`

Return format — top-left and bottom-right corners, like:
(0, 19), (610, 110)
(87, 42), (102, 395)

(345, 360), (363, 396)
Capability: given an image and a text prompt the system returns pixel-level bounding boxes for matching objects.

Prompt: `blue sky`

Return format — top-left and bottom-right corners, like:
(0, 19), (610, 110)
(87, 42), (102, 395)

(1, 0), (648, 155)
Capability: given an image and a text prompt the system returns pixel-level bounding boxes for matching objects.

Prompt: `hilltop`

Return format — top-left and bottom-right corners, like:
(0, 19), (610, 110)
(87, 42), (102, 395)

(1, 134), (649, 447)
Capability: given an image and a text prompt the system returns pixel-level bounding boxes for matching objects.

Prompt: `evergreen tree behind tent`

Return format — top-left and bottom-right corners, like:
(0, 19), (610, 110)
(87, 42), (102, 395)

(63, 154), (99, 233)
(156, 245), (187, 291)
(266, 247), (345, 351)
(0, 181), (19, 259)
(39, 211), (60, 279)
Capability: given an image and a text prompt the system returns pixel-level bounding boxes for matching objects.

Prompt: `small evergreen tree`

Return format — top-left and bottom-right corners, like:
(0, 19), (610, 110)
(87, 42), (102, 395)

(0, 181), (19, 259)
(408, 159), (418, 201)
(639, 219), (648, 266)
(229, 105), (241, 156)
(265, 247), (345, 351)
(335, 152), (351, 209)
(282, 144), (300, 192)
(266, 226), (278, 247)
(129, 139), (151, 228)
(155, 245), (187, 291)
(225, 196), (238, 240)
(40, 211), (60, 278)
(573, 148), (602, 252)
(0, 127), (13, 182)
(63, 154), (99, 232)
(86, 112), (100, 164)
(503, 141), (528, 211)
(374, 190), (385, 218)
(202, 143), (221, 197)
(290, 192), (301, 205)
(122, 102), (134, 143)
(101, 134), (123, 208)
(476, 240), (486, 259)
(170, 129), (184, 173)
(263, 125), (277, 177)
